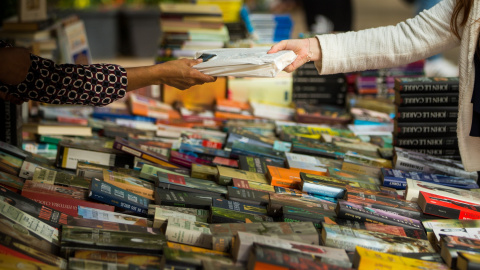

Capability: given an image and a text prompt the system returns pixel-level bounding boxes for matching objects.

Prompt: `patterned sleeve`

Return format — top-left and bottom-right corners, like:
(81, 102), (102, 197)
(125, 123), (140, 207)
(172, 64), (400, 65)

(0, 41), (128, 106)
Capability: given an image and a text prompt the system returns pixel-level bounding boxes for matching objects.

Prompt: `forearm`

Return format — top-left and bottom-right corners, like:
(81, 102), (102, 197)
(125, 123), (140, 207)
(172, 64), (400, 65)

(125, 65), (161, 92)
(0, 47), (31, 85)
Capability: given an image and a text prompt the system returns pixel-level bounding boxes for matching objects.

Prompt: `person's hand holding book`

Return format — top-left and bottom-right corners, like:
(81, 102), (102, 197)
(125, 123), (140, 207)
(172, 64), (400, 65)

(268, 37), (322, 72)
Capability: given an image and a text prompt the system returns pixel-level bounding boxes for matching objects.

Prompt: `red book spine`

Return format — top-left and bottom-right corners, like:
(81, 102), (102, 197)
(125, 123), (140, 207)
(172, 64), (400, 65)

(420, 191), (480, 219)
(21, 189), (114, 217)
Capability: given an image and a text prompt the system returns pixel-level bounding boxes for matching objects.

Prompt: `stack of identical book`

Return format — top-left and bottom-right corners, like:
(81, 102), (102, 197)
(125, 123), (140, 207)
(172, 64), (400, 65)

(393, 77), (460, 158)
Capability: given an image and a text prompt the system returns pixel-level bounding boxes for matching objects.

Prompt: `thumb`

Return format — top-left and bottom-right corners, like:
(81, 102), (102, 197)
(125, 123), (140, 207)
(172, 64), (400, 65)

(267, 41), (287, 54)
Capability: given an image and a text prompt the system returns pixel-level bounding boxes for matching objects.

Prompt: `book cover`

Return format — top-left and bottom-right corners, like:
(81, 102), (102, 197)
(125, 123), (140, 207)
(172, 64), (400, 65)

(150, 205), (209, 223)
(418, 191), (480, 219)
(89, 178), (150, 216)
(285, 152), (330, 173)
(161, 246), (234, 269)
(73, 250), (161, 267)
(66, 216), (159, 234)
(353, 246), (449, 270)
(335, 200), (424, 230)
(300, 173), (348, 198)
(102, 169), (155, 200)
(113, 136), (171, 167)
(33, 167), (90, 190)
(0, 150), (23, 176)
(212, 156), (239, 168)
(191, 163), (218, 181)
(210, 221), (319, 252)
(328, 167), (381, 185)
(321, 223), (435, 253)
(334, 218), (427, 240)
(230, 141), (285, 164)
(0, 171), (24, 192)
(440, 235), (480, 267)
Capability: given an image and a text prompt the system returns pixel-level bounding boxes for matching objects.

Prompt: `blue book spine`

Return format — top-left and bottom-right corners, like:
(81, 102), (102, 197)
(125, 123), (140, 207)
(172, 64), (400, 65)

(382, 178), (407, 189)
(89, 178), (150, 216)
(301, 182), (345, 198)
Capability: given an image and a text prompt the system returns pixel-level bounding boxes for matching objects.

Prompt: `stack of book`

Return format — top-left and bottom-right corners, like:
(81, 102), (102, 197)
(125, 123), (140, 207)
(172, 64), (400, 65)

(355, 60), (425, 98)
(393, 77), (460, 158)
(292, 62), (347, 106)
(3, 90), (480, 269)
(157, 3), (229, 62)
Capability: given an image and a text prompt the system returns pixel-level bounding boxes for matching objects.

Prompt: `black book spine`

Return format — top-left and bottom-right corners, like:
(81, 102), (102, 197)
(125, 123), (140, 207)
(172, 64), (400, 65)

(154, 188), (212, 210)
(395, 79), (459, 93)
(393, 122), (457, 138)
(395, 92), (459, 106)
(399, 148), (460, 157)
(0, 101), (22, 148)
(393, 137), (458, 149)
(395, 106), (458, 122)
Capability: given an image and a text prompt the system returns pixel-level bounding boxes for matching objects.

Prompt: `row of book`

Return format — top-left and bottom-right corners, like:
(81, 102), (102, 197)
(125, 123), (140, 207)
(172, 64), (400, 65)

(1, 88), (480, 269)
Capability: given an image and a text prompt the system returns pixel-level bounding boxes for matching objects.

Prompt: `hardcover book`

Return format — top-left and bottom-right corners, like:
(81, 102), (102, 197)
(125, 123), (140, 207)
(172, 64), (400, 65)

(394, 121), (457, 138)
(395, 106), (458, 122)
(394, 77), (459, 93)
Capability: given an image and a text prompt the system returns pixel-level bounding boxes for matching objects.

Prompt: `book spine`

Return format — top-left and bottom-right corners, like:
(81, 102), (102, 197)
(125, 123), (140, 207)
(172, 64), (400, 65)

(395, 93), (459, 106)
(418, 192), (480, 219)
(0, 101), (22, 148)
(89, 179), (149, 216)
(113, 140), (168, 165)
(382, 177), (407, 189)
(394, 122), (457, 138)
(393, 137), (458, 148)
(395, 80), (459, 93)
(395, 106), (458, 122)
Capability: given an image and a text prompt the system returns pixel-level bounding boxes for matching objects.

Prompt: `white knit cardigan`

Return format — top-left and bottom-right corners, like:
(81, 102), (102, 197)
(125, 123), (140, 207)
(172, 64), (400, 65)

(315, 0), (480, 172)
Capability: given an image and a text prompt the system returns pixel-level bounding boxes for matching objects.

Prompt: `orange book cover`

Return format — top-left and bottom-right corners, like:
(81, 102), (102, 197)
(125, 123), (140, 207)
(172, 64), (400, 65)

(162, 77), (227, 106)
(214, 111), (256, 120)
(129, 93), (181, 120)
(267, 166), (329, 189)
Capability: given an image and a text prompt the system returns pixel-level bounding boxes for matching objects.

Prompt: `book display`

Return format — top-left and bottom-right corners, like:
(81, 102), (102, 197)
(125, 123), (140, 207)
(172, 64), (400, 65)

(1, 1), (477, 269)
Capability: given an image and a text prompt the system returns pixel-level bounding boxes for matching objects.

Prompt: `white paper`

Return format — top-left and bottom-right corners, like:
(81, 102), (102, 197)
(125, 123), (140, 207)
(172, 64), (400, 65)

(193, 47), (297, 77)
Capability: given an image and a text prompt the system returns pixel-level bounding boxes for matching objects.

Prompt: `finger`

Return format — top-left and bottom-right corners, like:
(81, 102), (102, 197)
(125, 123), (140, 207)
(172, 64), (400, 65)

(267, 41), (287, 54)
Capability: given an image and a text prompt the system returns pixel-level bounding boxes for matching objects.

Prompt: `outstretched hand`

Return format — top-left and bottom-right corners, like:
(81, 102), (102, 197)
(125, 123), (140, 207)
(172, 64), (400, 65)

(267, 38), (321, 73)
(157, 58), (217, 90)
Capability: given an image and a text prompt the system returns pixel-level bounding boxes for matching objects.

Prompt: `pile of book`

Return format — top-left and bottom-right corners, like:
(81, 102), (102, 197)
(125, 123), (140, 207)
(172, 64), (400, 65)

(393, 77), (460, 158)
(157, 3), (229, 62)
(2, 79), (480, 269)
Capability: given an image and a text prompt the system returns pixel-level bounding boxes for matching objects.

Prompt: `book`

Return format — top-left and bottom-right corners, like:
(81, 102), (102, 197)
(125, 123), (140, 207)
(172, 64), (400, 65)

(321, 223), (435, 253)
(0, 186), (69, 228)
(102, 169), (155, 200)
(232, 178), (276, 193)
(210, 198), (272, 223)
(190, 163), (218, 181)
(61, 225), (166, 255)
(226, 186), (270, 206)
(285, 152), (330, 173)
(230, 141), (285, 164)
(457, 252), (480, 270)
(405, 178), (480, 203)
(247, 243), (351, 270)
(154, 189), (214, 209)
(113, 136), (172, 167)
(21, 180), (114, 217)
(0, 254), (59, 270)
(77, 206), (148, 227)
(395, 106), (458, 122)
(72, 250), (161, 268)
(0, 150), (24, 176)
(161, 245), (234, 269)
(89, 178), (150, 216)
(328, 167), (381, 185)
(0, 171), (24, 192)
(353, 246), (449, 270)
(422, 219), (480, 244)
(33, 167), (90, 189)
(335, 200), (424, 230)
(23, 121), (93, 136)
(394, 121), (457, 138)
(156, 172), (227, 197)
(216, 165), (268, 186)
(381, 168), (478, 190)
(153, 207), (205, 229)
(232, 231), (350, 265)
(164, 217), (212, 249)
(66, 216), (160, 234)
(394, 77), (459, 93)
(334, 218), (427, 240)
(0, 101), (22, 149)
(418, 191), (480, 219)
(209, 222), (319, 252)
(440, 235), (480, 267)
(238, 155), (283, 174)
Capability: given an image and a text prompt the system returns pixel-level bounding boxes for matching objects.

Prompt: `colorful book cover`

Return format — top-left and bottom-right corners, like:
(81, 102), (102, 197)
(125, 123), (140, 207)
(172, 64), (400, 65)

(418, 191), (480, 219)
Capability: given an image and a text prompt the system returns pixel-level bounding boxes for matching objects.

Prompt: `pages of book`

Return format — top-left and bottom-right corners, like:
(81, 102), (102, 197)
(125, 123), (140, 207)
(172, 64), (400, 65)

(193, 47), (297, 77)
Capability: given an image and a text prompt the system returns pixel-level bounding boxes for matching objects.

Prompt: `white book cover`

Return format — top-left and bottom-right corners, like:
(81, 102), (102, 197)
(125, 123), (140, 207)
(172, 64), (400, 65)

(405, 178), (480, 203)
(193, 47), (297, 77)
(77, 206), (148, 226)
